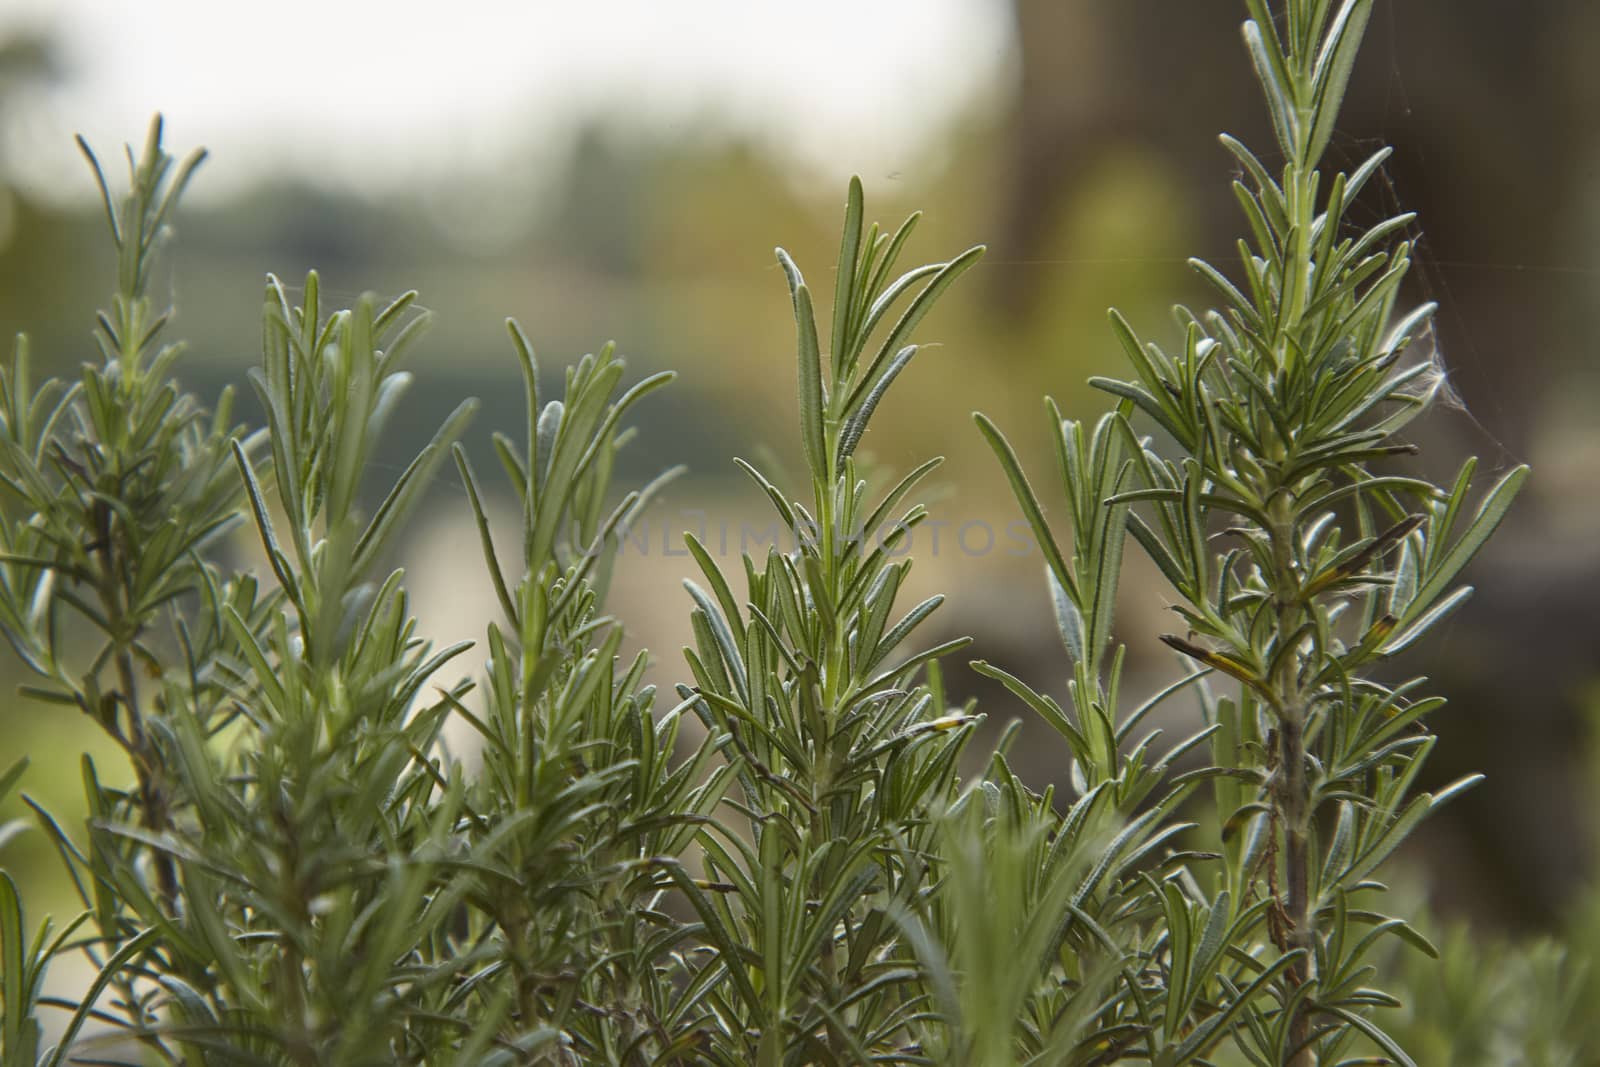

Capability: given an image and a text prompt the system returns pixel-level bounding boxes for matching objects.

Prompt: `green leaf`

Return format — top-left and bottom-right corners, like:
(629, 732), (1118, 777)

(831, 177), (865, 379)
(776, 249), (829, 483)
(843, 243), (984, 418)
(231, 439), (301, 611)
(686, 579), (748, 706)
(1340, 794), (1432, 889)
(971, 659), (1089, 756)
(1322, 1004), (1418, 1067)
(453, 445), (518, 627)
(1380, 585), (1472, 656)
(1242, 19), (1301, 157)
(351, 397), (477, 578)
(1307, 0), (1375, 165)
(1048, 567), (1085, 663)
(1172, 950), (1305, 1062)
(973, 412), (1077, 603)
(838, 344), (915, 463)
(47, 925), (165, 1067)
(1, 870), (31, 1055)
(1402, 464), (1528, 627)
(0, 757), (26, 806)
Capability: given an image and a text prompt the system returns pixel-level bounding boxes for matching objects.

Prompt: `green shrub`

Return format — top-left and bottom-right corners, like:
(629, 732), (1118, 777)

(0, 1), (1547, 1064)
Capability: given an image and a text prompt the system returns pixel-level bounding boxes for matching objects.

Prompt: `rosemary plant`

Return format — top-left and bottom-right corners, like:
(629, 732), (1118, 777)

(0, 1), (1532, 1063)
(978, 0), (1526, 1062)
(671, 178), (987, 1064)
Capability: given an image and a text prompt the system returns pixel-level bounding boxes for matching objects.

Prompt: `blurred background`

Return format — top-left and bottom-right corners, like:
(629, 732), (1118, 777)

(1, 0), (1596, 952)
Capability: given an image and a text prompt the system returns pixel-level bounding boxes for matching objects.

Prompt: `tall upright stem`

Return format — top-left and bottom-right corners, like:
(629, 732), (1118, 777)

(1278, 709), (1313, 1065)
(1268, 210), (1315, 1058)
(95, 500), (180, 915)
(1267, 64), (1322, 1057)
(1264, 493), (1314, 1061)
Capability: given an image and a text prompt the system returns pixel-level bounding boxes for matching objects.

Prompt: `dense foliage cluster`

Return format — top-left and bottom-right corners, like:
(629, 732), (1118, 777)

(0, 1), (1549, 1063)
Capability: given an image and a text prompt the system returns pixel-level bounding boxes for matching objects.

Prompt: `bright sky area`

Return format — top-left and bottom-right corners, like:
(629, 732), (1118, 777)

(1, 0), (1015, 203)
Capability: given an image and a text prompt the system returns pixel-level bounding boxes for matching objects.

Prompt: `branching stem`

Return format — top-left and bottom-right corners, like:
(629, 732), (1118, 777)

(95, 494), (180, 915)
